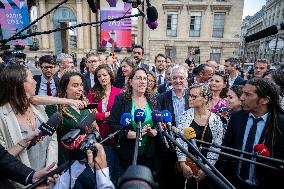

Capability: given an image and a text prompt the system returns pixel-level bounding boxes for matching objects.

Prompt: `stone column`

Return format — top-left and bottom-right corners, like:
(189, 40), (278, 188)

(90, 12), (97, 50)
(76, 0), (84, 51)
(38, 0), (49, 49)
(82, 0), (91, 51)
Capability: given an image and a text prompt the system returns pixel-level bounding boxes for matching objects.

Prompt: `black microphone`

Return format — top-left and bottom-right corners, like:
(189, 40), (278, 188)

(87, 0), (99, 13)
(146, 5), (158, 22)
(152, 110), (169, 148)
(27, 112), (62, 150)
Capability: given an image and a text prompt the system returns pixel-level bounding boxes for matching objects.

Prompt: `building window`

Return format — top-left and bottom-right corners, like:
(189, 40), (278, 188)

(210, 48), (222, 64)
(166, 13), (178, 37)
(216, 0), (226, 2)
(165, 46), (176, 62)
(212, 13), (225, 38)
(189, 12), (201, 37)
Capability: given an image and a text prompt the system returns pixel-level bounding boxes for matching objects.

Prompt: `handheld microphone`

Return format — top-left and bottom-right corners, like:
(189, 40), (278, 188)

(27, 112), (62, 149)
(161, 110), (174, 138)
(184, 127), (199, 151)
(133, 109), (146, 165)
(100, 113), (132, 144)
(254, 144), (271, 157)
(152, 110), (169, 148)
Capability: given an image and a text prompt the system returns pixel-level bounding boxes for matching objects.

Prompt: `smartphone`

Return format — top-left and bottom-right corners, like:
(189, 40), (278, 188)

(81, 103), (98, 110)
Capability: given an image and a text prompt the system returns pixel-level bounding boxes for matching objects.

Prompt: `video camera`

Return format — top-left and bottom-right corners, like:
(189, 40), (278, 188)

(60, 113), (101, 160)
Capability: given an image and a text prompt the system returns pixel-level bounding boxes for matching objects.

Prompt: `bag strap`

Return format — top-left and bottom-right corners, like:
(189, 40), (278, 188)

(200, 112), (211, 141)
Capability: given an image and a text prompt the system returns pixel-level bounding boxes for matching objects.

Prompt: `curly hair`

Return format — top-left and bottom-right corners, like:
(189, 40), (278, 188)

(212, 71), (229, 98)
(230, 85), (244, 99)
(92, 64), (115, 102)
(0, 65), (29, 114)
(247, 78), (284, 156)
(124, 67), (157, 107)
(190, 83), (213, 102)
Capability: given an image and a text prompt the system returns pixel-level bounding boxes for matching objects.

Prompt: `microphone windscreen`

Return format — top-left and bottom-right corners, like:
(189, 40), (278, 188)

(120, 113), (132, 126)
(161, 110), (172, 122)
(46, 112), (63, 128)
(151, 110), (163, 123)
(253, 144), (271, 157)
(87, 0), (97, 13)
(146, 6), (158, 22)
(134, 109), (146, 123)
(184, 127), (196, 139)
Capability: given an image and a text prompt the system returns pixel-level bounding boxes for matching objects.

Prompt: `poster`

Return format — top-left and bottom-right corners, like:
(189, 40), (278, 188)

(100, 0), (132, 48)
(0, 0), (32, 45)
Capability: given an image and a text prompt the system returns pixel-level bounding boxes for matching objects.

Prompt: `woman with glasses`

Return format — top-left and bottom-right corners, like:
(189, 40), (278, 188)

(147, 71), (159, 97)
(87, 64), (122, 185)
(109, 67), (159, 174)
(177, 84), (223, 189)
(208, 71), (230, 129)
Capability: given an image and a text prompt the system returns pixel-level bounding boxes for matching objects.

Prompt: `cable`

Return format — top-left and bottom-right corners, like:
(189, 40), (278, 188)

(1, 0), (69, 46)
(0, 12), (143, 46)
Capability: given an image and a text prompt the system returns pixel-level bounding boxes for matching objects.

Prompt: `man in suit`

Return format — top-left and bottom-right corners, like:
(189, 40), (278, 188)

(253, 59), (270, 78)
(83, 53), (101, 94)
(34, 55), (57, 96)
(158, 66), (172, 94)
(0, 144), (55, 188)
(153, 53), (167, 86)
(53, 53), (74, 82)
(224, 57), (246, 87)
(158, 65), (189, 189)
(221, 78), (284, 189)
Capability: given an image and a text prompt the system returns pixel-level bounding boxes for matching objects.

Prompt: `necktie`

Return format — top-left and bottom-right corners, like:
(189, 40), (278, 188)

(158, 75), (162, 85)
(240, 116), (263, 180)
(47, 81), (52, 96)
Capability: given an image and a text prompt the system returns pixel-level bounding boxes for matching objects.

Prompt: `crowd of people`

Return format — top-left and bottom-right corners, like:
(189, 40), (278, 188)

(1, 45), (284, 189)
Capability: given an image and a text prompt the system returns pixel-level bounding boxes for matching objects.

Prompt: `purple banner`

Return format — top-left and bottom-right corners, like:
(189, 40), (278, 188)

(0, 0), (32, 45)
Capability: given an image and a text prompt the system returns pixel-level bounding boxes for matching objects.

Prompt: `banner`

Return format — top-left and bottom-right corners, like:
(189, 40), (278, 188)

(0, 0), (32, 45)
(100, 0), (132, 48)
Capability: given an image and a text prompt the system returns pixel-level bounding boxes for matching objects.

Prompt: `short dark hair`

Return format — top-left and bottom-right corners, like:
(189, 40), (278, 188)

(255, 59), (271, 69)
(132, 45), (144, 55)
(39, 55), (56, 66)
(225, 57), (239, 66)
(192, 64), (208, 76)
(154, 53), (166, 63)
(14, 52), (26, 60)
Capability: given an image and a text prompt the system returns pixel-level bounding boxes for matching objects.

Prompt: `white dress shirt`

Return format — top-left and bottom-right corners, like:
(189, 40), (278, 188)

(38, 75), (57, 96)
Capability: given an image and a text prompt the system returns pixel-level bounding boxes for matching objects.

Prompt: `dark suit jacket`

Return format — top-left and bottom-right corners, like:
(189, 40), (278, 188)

(140, 62), (149, 71)
(33, 75), (58, 95)
(158, 89), (190, 126)
(232, 76), (246, 86)
(108, 93), (159, 168)
(83, 71), (92, 95)
(114, 67), (125, 89)
(157, 83), (167, 94)
(0, 144), (34, 188)
(221, 110), (284, 188)
(52, 71), (60, 87)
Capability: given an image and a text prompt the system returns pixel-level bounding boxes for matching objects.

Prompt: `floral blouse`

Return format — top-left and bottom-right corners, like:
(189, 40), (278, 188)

(210, 98), (230, 130)
(176, 108), (224, 167)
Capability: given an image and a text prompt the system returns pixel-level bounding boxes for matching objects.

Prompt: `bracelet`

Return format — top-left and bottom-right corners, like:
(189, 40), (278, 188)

(18, 142), (27, 148)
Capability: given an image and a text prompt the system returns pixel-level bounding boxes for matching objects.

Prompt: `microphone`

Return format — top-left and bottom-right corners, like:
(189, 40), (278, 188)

(146, 5), (158, 22)
(184, 127), (199, 152)
(161, 110), (174, 138)
(27, 112), (62, 149)
(254, 144), (271, 157)
(152, 110), (169, 148)
(100, 113), (132, 144)
(87, 0), (99, 13)
(133, 109), (146, 165)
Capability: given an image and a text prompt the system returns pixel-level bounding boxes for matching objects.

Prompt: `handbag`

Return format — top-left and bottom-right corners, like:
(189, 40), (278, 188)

(176, 114), (210, 175)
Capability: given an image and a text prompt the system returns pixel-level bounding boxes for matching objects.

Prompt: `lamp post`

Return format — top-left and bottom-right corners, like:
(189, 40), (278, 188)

(110, 30), (115, 55)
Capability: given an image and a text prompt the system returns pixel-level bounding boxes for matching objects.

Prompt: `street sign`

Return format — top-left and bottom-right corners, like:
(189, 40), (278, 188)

(269, 38), (284, 50)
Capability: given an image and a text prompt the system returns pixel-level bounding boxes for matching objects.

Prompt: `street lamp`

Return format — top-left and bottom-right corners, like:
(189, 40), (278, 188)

(110, 30), (115, 55)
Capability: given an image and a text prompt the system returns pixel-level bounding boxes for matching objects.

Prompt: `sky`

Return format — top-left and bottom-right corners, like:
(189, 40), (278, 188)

(242, 0), (266, 19)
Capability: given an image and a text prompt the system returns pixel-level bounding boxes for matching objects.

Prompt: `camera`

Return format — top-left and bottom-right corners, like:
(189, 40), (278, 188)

(61, 129), (101, 160)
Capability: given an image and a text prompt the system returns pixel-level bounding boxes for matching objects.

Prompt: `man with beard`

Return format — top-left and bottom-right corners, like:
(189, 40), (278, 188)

(34, 55), (57, 96)
(132, 45), (149, 70)
(153, 54), (167, 86)
(83, 53), (101, 94)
